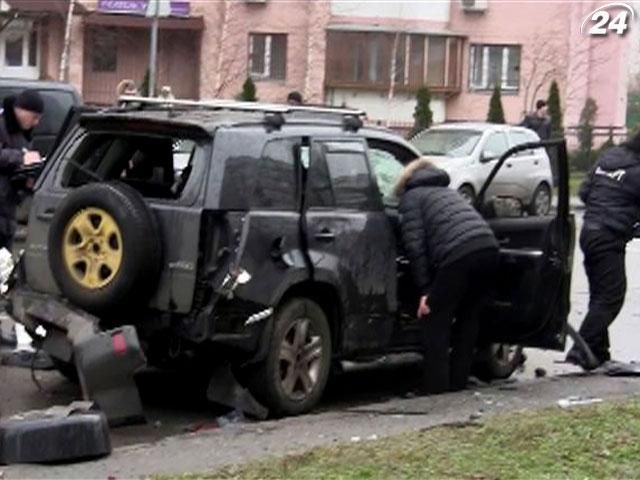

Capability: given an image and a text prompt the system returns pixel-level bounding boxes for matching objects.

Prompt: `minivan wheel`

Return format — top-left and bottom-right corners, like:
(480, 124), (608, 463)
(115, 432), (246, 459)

(247, 298), (332, 417)
(474, 344), (524, 381)
(458, 184), (476, 203)
(48, 182), (162, 315)
(529, 183), (551, 216)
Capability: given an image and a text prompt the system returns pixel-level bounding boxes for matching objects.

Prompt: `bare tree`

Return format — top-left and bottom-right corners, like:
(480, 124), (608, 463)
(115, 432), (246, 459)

(519, 32), (566, 116)
(59, 0), (76, 82)
(520, 32), (610, 123)
(212, 1), (252, 99)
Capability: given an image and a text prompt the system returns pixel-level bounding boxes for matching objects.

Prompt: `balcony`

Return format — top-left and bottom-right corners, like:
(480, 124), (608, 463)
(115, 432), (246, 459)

(325, 29), (464, 95)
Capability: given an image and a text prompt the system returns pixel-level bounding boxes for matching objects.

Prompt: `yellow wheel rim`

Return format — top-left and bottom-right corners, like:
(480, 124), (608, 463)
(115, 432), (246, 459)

(63, 208), (123, 290)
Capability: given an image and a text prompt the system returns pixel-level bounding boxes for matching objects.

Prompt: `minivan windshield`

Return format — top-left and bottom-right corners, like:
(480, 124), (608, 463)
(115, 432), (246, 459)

(411, 129), (483, 157)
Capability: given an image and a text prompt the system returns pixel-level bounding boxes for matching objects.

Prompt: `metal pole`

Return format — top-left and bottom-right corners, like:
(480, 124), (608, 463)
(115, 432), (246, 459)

(149, 0), (159, 97)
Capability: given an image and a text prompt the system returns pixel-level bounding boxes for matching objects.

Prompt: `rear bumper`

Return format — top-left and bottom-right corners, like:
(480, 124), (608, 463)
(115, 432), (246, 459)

(7, 287), (147, 426)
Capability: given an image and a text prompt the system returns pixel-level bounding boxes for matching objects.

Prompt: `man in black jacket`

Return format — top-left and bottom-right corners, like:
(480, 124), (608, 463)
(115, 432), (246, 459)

(0, 89), (44, 250)
(396, 159), (499, 394)
(566, 132), (640, 369)
(521, 100), (552, 140)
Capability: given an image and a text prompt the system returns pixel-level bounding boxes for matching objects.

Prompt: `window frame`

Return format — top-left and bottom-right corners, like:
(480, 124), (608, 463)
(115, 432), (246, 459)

(306, 138), (382, 212)
(250, 137), (301, 211)
(89, 27), (118, 73)
(0, 19), (39, 72)
(325, 31), (462, 91)
(248, 32), (288, 81)
(53, 129), (210, 207)
(469, 44), (521, 93)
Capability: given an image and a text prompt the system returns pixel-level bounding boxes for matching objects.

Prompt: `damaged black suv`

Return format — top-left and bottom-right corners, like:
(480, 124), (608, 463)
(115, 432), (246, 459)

(7, 98), (575, 417)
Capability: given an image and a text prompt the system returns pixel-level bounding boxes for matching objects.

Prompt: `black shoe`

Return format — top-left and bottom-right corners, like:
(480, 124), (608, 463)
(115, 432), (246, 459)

(565, 347), (604, 371)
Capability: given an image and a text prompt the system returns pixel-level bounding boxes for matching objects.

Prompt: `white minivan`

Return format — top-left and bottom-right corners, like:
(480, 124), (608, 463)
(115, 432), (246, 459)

(411, 123), (554, 216)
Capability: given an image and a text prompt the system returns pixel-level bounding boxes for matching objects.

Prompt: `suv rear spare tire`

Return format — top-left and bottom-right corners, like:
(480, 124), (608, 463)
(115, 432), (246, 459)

(48, 182), (162, 315)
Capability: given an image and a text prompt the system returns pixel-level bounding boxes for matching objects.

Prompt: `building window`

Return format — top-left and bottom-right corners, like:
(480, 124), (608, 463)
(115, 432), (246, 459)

(249, 33), (287, 81)
(325, 31), (461, 92)
(90, 28), (117, 73)
(470, 44), (521, 92)
(2, 22), (38, 69)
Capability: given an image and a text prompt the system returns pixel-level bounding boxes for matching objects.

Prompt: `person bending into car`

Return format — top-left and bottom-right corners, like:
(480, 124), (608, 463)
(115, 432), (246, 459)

(395, 158), (499, 394)
(566, 130), (640, 370)
(0, 89), (44, 250)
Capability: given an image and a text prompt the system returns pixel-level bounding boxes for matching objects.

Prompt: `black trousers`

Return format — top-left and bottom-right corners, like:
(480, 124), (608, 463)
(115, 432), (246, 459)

(422, 249), (498, 394)
(578, 227), (627, 363)
(0, 232), (11, 251)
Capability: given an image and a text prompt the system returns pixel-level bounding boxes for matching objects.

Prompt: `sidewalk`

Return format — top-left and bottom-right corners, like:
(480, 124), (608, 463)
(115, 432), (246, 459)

(3, 374), (640, 479)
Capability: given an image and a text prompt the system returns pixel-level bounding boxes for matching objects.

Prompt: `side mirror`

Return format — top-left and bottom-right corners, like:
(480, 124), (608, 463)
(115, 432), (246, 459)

(480, 151), (498, 163)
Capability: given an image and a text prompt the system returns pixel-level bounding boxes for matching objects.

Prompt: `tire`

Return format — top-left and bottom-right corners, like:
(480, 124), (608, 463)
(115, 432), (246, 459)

(529, 183), (552, 216)
(474, 344), (524, 381)
(247, 298), (332, 417)
(458, 184), (476, 204)
(48, 182), (162, 315)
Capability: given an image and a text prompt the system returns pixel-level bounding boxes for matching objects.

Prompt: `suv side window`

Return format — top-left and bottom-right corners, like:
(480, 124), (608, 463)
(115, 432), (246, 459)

(483, 132), (509, 159)
(368, 148), (405, 201)
(253, 138), (298, 210)
(307, 141), (379, 210)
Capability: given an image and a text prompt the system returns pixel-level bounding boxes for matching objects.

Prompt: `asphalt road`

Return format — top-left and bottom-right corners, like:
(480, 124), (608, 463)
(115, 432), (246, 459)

(2, 209), (640, 477)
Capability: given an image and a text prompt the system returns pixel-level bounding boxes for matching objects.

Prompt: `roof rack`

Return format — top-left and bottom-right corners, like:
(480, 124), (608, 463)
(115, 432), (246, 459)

(118, 96), (366, 118)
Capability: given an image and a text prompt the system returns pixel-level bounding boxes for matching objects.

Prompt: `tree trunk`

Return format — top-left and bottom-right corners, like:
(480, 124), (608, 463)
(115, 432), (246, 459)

(59, 0), (76, 82)
(387, 32), (400, 127)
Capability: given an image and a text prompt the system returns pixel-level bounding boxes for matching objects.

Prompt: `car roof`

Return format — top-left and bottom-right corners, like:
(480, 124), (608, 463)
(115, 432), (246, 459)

(80, 109), (418, 150)
(0, 78), (81, 94)
(428, 122), (511, 132)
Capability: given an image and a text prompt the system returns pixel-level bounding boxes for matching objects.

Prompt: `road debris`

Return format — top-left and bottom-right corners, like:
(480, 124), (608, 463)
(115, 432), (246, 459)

(0, 348), (53, 370)
(0, 402), (111, 465)
(603, 360), (640, 377)
(557, 396), (603, 409)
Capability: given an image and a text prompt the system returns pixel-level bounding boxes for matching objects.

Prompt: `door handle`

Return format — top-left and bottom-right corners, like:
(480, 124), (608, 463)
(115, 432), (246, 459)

(506, 162), (513, 168)
(315, 228), (335, 242)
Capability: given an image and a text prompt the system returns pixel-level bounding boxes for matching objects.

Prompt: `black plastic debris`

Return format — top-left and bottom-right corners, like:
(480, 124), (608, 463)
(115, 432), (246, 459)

(603, 360), (640, 377)
(206, 363), (268, 420)
(0, 348), (54, 370)
(0, 402), (111, 465)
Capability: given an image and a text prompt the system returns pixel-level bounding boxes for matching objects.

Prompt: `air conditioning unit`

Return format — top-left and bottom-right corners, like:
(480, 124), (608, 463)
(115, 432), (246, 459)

(461, 0), (488, 12)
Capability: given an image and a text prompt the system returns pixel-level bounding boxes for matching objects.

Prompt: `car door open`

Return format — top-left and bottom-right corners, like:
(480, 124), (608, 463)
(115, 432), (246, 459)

(475, 139), (574, 350)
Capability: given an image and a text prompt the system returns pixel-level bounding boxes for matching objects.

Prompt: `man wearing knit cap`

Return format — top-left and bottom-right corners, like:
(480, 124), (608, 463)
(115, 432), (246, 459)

(0, 89), (44, 250)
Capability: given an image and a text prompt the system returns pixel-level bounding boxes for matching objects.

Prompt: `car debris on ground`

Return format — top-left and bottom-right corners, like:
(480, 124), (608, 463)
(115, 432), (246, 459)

(557, 396), (604, 409)
(0, 402), (111, 465)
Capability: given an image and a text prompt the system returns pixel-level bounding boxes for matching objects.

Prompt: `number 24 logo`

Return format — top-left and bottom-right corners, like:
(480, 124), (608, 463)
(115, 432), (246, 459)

(581, 3), (636, 36)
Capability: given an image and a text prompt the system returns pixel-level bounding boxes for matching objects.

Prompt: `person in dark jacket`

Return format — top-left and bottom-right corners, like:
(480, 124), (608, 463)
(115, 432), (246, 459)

(0, 89), (44, 250)
(566, 132), (640, 369)
(396, 159), (499, 394)
(521, 100), (552, 140)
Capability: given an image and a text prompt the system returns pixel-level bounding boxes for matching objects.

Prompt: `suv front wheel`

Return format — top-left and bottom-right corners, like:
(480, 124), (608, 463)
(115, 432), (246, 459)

(247, 298), (332, 417)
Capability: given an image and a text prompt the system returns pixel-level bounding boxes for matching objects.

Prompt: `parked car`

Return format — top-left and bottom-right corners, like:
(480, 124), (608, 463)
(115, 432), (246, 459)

(0, 78), (83, 157)
(5, 99), (574, 417)
(411, 123), (554, 216)
(0, 79), (83, 249)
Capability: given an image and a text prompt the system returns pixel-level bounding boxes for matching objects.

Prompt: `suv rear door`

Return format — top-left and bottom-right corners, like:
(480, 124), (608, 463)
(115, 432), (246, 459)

(476, 140), (574, 349)
(304, 138), (397, 354)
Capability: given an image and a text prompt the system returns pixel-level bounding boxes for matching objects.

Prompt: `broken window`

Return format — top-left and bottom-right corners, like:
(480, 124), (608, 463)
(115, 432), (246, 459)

(59, 132), (203, 200)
